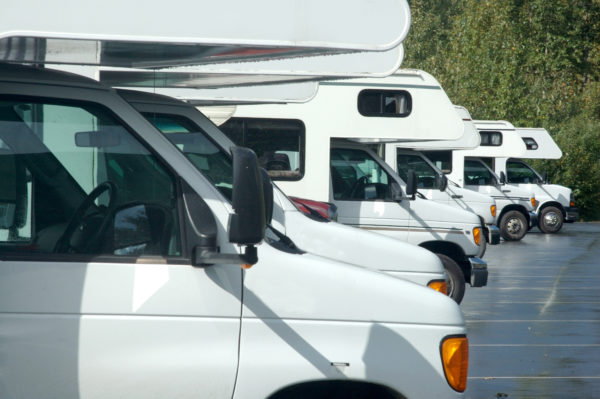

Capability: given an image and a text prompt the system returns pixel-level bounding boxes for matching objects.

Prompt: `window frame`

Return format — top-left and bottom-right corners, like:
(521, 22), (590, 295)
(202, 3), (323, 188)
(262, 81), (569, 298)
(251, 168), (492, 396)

(479, 131), (503, 146)
(0, 95), (190, 264)
(357, 89), (412, 118)
(221, 117), (306, 181)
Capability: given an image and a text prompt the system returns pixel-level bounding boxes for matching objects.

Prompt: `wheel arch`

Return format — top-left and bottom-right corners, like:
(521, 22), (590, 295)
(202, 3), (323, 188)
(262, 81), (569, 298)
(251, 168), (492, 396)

(266, 379), (407, 399)
(498, 204), (530, 224)
(419, 240), (469, 280)
(538, 200), (565, 217)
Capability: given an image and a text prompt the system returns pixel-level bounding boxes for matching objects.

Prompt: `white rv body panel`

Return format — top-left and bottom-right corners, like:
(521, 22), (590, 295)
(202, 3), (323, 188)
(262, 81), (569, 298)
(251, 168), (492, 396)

(516, 127), (562, 159)
(0, 64), (467, 398)
(0, 0), (411, 67)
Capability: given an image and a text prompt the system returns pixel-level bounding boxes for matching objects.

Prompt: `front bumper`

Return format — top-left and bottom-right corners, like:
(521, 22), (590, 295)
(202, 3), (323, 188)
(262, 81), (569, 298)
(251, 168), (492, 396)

(565, 206), (579, 223)
(484, 224), (501, 245)
(528, 211), (538, 229)
(468, 257), (488, 287)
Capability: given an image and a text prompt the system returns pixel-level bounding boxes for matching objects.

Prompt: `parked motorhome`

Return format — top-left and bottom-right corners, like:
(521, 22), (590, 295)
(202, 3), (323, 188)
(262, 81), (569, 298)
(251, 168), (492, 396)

(221, 71), (488, 304)
(0, 63), (469, 398)
(382, 105), (501, 257)
(423, 120), (538, 241)
(119, 88), (450, 294)
(494, 127), (578, 233)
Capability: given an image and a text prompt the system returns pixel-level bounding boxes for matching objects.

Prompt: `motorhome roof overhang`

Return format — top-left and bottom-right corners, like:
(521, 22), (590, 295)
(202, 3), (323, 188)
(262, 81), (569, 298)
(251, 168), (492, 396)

(97, 46), (405, 88)
(0, 0), (410, 68)
(458, 120), (528, 158)
(516, 128), (562, 159)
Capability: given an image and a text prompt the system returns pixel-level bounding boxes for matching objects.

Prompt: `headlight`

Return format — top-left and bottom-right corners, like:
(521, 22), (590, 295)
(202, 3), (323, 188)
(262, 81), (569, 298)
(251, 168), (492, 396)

(427, 280), (448, 296)
(441, 335), (469, 392)
(472, 226), (481, 246)
(490, 204), (496, 218)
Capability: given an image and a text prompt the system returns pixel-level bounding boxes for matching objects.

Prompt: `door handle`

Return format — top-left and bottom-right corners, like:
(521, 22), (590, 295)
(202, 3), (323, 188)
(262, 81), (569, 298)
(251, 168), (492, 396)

(451, 195), (463, 199)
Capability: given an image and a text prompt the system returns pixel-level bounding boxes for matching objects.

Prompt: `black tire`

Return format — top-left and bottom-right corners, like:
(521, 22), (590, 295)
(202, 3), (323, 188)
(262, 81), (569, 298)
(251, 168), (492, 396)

(499, 210), (527, 241)
(436, 253), (465, 304)
(538, 206), (564, 234)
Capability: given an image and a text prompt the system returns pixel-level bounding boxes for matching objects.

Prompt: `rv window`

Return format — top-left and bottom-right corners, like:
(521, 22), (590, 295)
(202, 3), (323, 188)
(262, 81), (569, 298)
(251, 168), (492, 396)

(330, 148), (394, 201)
(396, 152), (438, 189)
(479, 131), (503, 146)
(506, 160), (540, 184)
(0, 99), (181, 258)
(464, 159), (496, 186)
(221, 118), (305, 181)
(522, 137), (538, 150)
(422, 150), (452, 173)
(357, 90), (412, 117)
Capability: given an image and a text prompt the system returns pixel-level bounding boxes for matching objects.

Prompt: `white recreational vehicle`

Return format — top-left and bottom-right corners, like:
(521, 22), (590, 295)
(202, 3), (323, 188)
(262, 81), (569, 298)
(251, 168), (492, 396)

(494, 127), (578, 233)
(382, 105), (501, 257)
(423, 120), (537, 241)
(119, 88), (449, 294)
(0, 6), (472, 397)
(222, 71), (488, 304)
(0, 62), (469, 399)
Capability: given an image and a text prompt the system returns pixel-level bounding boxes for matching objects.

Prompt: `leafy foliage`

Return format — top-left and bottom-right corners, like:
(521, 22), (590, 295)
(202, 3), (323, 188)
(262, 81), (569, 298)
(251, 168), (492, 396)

(404, 0), (600, 220)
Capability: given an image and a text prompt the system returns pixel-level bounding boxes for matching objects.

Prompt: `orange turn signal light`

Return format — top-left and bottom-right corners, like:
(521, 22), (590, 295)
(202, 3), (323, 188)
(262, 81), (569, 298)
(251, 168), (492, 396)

(240, 263), (254, 269)
(490, 204), (497, 218)
(531, 197), (537, 208)
(441, 335), (469, 392)
(472, 227), (481, 246)
(428, 280), (448, 296)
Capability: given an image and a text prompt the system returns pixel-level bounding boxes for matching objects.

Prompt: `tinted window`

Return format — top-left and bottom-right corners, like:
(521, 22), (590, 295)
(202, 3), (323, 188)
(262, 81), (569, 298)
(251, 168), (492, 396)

(330, 148), (393, 200)
(0, 99), (180, 257)
(396, 153), (439, 189)
(358, 90), (412, 117)
(522, 137), (538, 150)
(479, 131), (503, 146)
(221, 118), (304, 181)
(464, 159), (496, 186)
(507, 160), (539, 183)
(422, 150), (452, 173)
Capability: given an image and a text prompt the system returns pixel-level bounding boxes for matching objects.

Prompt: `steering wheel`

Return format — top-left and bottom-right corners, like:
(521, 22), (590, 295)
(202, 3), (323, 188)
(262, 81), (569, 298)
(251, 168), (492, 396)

(54, 181), (117, 253)
(347, 176), (370, 199)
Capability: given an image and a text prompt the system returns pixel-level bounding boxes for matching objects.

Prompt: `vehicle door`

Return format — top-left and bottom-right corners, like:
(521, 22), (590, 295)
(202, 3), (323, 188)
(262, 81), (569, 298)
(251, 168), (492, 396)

(0, 98), (241, 398)
(330, 146), (409, 240)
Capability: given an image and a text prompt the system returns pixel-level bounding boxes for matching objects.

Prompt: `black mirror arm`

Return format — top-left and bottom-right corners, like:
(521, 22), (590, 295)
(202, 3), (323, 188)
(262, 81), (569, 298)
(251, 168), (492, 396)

(194, 244), (258, 267)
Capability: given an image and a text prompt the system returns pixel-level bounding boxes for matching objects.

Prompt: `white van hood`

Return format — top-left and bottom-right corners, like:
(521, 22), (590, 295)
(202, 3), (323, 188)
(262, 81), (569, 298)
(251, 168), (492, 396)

(243, 244), (463, 326)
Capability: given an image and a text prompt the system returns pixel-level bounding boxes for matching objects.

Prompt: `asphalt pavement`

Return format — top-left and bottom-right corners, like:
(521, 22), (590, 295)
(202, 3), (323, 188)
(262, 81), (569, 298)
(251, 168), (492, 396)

(462, 222), (600, 399)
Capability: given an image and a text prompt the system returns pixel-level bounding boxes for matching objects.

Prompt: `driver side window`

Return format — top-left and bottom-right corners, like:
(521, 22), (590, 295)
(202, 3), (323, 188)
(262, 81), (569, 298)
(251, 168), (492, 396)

(0, 99), (181, 258)
(506, 160), (537, 183)
(330, 148), (393, 201)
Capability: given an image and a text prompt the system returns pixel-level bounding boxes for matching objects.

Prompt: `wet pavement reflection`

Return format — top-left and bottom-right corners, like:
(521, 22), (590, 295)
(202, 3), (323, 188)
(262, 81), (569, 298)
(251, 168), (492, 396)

(462, 222), (600, 398)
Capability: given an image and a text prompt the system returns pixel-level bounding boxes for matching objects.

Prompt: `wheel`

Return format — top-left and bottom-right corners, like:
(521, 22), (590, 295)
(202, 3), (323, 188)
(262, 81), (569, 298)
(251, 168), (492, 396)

(538, 206), (563, 234)
(436, 253), (465, 304)
(54, 181), (117, 253)
(499, 210), (527, 241)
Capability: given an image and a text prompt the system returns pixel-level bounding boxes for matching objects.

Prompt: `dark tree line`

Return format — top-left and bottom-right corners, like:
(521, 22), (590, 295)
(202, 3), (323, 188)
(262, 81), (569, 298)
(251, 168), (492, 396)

(404, 0), (600, 220)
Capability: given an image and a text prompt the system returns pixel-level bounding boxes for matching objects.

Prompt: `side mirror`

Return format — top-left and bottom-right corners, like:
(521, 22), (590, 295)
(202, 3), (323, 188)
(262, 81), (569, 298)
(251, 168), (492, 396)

(499, 171), (507, 185)
(228, 147), (266, 246)
(390, 181), (403, 201)
(541, 171), (548, 184)
(405, 169), (417, 200)
(436, 173), (448, 192)
(260, 167), (274, 225)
